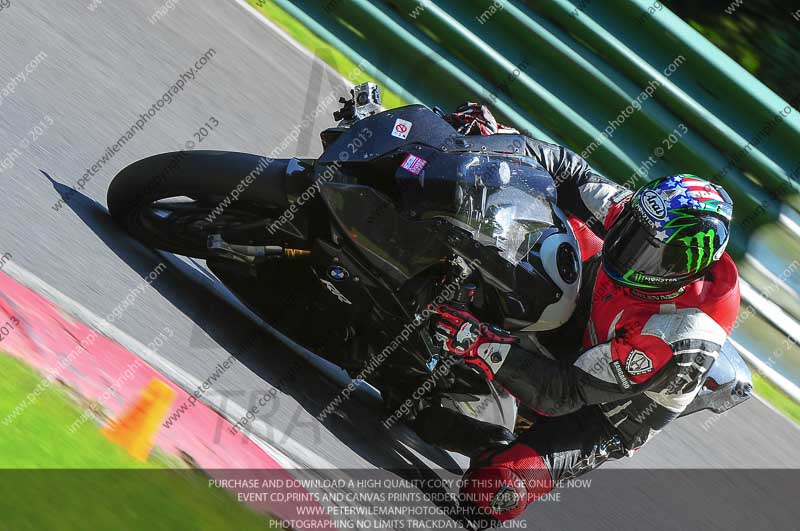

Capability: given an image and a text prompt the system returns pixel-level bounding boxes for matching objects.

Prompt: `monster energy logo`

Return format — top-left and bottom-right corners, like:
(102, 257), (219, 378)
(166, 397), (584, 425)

(622, 269), (664, 288)
(679, 229), (715, 273)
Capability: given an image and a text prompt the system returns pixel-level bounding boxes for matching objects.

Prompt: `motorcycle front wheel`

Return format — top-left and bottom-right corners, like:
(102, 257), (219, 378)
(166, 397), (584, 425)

(107, 151), (300, 258)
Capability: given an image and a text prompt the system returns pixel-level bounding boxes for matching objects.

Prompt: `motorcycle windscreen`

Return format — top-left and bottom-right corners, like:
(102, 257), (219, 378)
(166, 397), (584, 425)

(319, 183), (448, 286)
(395, 152), (559, 292)
(319, 151), (559, 293)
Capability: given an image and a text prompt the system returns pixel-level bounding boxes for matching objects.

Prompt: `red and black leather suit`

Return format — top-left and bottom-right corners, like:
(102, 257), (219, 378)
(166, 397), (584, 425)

(443, 119), (741, 521)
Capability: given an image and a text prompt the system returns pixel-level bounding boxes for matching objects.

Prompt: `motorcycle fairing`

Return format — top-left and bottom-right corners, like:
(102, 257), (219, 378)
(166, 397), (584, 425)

(317, 134), (580, 331)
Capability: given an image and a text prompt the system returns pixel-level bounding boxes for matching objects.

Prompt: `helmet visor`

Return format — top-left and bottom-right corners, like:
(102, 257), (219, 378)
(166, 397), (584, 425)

(603, 207), (728, 290)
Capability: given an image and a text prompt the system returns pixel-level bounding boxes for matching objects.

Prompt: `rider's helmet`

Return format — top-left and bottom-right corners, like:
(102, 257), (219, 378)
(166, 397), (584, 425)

(602, 174), (733, 292)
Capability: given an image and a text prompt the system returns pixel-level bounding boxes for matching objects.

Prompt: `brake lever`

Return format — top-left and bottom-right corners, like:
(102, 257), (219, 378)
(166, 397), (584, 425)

(451, 282), (477, 309)
(425, 280), (478, 373)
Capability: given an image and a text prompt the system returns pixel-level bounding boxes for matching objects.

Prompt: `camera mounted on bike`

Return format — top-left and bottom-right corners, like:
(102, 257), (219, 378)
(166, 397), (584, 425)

(333, 82), (382, 124)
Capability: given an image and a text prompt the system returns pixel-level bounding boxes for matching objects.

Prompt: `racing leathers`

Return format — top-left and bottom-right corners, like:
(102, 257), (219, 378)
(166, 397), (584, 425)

(434, 107), (741, 522)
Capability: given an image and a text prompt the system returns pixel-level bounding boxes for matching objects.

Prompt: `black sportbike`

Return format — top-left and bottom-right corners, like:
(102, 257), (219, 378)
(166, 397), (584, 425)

(108, 83), (752, 448)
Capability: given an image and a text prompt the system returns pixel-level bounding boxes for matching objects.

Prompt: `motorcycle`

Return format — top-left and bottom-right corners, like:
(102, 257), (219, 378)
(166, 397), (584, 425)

(107, 82), (752, 451)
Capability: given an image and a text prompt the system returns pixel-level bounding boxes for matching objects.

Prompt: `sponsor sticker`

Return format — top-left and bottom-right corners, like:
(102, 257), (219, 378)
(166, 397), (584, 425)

(640, 189), (667, 221)
(391, 118), (412, 139)
(625, 349), (654, 375)
(489, 485), (520, 513)
(400, 153), (427, 175)
(632, 287), (685, 301)
(610, 360), (632, 390)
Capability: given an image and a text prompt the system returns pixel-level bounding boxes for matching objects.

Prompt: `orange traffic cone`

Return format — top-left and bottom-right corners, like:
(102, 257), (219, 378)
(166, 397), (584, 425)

(104, 378), (176, 462)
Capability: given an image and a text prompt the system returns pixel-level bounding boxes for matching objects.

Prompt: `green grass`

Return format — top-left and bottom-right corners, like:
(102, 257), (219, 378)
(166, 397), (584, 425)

(246, 0), (408, 109)
(0, 354), (278, 531)
(752, 371), (800, 425)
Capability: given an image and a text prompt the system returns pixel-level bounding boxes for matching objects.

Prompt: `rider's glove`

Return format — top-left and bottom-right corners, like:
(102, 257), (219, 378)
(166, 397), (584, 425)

(443, 102), (520, 136)
(431, 305), (518, 380)
(444, 102), (498, 135)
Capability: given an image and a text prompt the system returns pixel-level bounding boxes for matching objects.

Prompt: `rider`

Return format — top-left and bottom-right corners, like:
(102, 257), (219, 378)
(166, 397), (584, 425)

(429, 103), (740, 523)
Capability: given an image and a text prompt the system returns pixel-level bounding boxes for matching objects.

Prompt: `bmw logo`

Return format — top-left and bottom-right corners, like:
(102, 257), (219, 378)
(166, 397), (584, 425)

(327, 265), (349, 281)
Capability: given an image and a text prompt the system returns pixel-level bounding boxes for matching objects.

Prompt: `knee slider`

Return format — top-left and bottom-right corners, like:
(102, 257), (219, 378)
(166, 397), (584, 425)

(461, 444), (553, 521)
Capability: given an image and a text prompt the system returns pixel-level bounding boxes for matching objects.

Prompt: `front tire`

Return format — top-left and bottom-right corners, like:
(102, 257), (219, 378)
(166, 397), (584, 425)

(107, 151), (296, 257)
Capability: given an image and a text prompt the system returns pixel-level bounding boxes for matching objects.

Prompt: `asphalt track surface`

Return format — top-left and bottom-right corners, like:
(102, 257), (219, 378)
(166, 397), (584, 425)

(1, 1), (800, 529)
